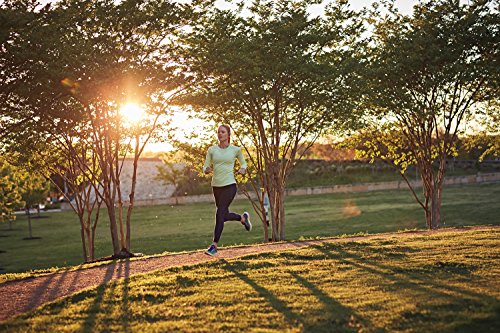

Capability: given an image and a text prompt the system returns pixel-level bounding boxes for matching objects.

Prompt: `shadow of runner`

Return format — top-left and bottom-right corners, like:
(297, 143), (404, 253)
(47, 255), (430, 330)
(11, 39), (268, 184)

(220, 259), (304, 329)
(82, 262), (119, 333)
(289, 271), (386, 333)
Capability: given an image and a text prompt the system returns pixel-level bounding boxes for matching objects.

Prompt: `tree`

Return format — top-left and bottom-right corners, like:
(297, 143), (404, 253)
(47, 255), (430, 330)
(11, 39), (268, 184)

(155, 152), (189, 205)
(0, 0), (204, 257)
(462, 101), (500, 161)
(31, 140), (104, 262)
(347, 124), (431, 207)
(0, 158), (23, 230)
(364, 0), (498, 229)
(18, 170), (50, 239)
(179, 0), (364, 241)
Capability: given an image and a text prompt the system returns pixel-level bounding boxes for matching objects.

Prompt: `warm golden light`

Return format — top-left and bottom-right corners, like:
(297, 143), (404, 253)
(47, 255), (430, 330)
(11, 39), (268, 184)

(119, 103), (146, 123)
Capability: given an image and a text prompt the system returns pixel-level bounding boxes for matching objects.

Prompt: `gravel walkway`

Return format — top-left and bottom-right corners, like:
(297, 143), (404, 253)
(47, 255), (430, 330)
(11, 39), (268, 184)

(0, 226), (497, 322)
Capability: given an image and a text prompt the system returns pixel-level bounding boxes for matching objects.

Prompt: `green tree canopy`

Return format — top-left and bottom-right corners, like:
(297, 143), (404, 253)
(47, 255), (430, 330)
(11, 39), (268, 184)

(0, 0), (206, 256)
(364, 0), (499, 229)
(0, 158), (23, 227)
(178, 0), (365, 241)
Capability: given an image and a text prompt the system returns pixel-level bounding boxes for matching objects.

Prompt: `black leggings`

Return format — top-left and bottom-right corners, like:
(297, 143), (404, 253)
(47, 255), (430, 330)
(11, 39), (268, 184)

(212, 183), (241, 243)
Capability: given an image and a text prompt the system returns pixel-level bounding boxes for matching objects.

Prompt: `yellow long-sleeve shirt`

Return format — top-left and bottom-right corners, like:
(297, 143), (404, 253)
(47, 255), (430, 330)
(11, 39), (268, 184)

(203, 145), (247, 187)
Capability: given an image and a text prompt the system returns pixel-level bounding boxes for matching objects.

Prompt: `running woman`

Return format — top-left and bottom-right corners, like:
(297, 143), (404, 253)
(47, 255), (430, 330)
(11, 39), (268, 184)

(203, 125), (252, 256)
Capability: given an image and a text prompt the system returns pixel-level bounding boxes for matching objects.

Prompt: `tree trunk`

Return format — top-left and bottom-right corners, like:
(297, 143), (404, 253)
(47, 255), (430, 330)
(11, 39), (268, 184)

(423, 182), (442, 230)
(116, 176), (126, 251)
(420, 156), (446, 230)
(424, 205), (431, 230)
(278, 187), (285, 241)
(85, 227), (92, 262)
(107, 202), (121, 254)
(91, 210), (99, 261)
(80, 222), (87, 262)
(262, 212), (269, 242)
(26, 208), (32, 238)
(261, 190), (269, 242)
(422, 179), (432, 230)
(269, 188), (278, 241)
(91, 228), (96, 261)
(126, 138), (140, 252)
(430, 188), (441, 229)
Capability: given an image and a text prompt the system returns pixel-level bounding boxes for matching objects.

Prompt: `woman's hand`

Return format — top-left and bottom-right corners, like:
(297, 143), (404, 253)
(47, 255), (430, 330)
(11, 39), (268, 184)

(237, 168), (246, 175)
(204, 166), (212, 174)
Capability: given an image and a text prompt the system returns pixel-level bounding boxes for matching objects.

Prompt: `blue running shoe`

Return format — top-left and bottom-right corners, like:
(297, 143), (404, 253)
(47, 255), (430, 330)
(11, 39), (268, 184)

(242, 212), (252, 231)
(205, 244), (217, 256)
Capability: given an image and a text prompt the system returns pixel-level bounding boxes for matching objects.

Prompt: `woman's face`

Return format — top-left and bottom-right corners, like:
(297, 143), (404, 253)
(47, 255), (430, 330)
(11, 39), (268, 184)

(217, 126), (229, 142)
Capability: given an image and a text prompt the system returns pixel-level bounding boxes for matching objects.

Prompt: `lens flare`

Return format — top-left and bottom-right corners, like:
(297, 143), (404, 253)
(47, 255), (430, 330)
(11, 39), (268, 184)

(342, 199), (361, 217)
(60, 77), (80, 95)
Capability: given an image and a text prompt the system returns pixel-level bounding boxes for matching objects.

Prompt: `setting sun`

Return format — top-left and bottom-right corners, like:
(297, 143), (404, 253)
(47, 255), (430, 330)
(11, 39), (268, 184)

(119, 103), (146, 124)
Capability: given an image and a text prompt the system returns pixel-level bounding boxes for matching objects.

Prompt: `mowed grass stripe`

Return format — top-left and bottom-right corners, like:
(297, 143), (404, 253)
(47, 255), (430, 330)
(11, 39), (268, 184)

(0, 183), (499, 275)
(1, 229), (498, 332)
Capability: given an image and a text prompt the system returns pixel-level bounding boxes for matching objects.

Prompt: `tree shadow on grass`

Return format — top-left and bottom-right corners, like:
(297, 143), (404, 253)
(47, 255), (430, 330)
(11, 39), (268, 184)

(26, 265), (84, 312)
(290, 271), (386, 332)
(221, 258), (378, 333)
(447, 304), (500, 333)
(220, 259), (302, 328)
(120, 260), (131, 333)
(79, 260), (132, 333)
(311, 243), (500, 332)
(82, 262), (121, 333)
(46, 269), (72, 302)
(60, 264), (86, 295)
(25, 271), (61, 312)
(318, 242), (495, 299)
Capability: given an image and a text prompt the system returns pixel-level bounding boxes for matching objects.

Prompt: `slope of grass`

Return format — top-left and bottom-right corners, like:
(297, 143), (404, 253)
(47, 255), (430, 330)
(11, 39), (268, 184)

(0, 229), (498, 332)
(0, 183), (498, 275)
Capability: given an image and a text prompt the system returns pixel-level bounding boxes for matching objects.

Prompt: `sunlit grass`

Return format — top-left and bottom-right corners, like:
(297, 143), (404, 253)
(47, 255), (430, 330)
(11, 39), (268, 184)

(0, 229), (498, 332)
(0, 183), (498, 276)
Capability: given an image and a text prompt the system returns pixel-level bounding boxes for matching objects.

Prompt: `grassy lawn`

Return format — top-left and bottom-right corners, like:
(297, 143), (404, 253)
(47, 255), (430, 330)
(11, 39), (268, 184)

(0, 183), (499, 275)
(0, 229), (498, 332)
(285, 161), (497, 188)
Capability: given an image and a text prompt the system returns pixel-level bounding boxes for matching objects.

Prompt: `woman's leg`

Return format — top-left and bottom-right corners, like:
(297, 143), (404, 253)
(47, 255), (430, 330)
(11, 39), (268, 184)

(213, 184), (241, 243)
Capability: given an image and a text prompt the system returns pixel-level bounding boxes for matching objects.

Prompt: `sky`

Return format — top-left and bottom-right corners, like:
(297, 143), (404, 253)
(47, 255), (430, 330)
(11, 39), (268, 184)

(211, 0), (418, 16)
(347, 0), (416, 14)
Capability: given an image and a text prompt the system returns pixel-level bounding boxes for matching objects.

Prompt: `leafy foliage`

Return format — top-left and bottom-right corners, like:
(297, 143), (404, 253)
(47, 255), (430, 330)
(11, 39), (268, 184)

(18, 170), (49, 211)
(0, 0), (203, 255)
(178, 0), (365, 240)
(364, 0), (499, 229)
(0, 158), (23, 223)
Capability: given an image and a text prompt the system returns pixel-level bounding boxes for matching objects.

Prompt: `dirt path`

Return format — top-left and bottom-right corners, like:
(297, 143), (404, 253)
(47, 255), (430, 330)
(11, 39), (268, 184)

(0, 226), (498, 322)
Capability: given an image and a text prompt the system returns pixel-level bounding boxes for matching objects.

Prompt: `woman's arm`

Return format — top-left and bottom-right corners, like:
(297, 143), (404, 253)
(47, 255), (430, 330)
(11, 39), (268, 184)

(203, 147), (212, 174)
(236, 147), (247, 175)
